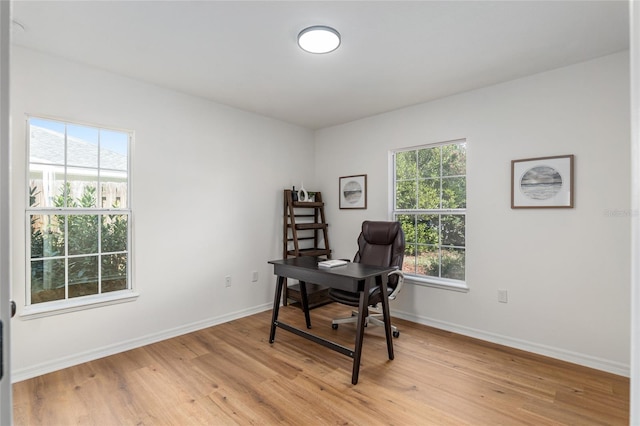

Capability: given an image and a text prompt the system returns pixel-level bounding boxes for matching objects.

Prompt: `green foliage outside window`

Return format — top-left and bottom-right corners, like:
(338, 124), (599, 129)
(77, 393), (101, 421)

(394, 143), (466, 281)
(30, 184), (128, 304)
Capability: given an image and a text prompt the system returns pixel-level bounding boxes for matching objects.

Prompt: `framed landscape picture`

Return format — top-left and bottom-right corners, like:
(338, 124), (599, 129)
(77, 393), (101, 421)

(339, 174), (367, 209)
(511, 155), (574, 208)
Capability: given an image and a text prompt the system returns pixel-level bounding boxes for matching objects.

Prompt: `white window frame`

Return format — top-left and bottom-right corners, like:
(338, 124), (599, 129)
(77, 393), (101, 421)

(390, 139), (468, 292)
(22, 115), (137, 319)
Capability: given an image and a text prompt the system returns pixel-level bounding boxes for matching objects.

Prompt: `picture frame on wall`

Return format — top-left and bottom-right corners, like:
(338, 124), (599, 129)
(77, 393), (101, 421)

(339, 174), (367, 209)
(511, 155), (574, 208)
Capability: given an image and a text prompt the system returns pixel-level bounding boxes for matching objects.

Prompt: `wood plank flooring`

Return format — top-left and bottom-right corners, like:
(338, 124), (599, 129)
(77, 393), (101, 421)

(13, 303), (629, 425)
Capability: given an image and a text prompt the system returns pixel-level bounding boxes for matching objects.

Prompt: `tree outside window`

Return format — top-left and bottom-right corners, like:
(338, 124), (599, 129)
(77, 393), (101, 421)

(393, 141), (466, 283)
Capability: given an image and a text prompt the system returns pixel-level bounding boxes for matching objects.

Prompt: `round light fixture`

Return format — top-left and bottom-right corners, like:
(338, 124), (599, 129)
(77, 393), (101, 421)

(297, 25), (341, 54)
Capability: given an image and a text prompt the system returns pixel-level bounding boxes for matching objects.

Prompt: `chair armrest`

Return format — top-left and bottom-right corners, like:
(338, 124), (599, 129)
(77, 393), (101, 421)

(387, 270), (405, 300)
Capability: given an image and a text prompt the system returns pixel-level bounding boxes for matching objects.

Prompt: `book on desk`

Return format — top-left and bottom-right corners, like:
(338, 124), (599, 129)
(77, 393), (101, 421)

(317, 259), (348, 268)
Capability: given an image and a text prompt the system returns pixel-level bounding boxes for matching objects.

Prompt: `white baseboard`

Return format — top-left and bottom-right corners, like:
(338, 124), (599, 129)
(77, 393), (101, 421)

(11, 302), (273, 383)
(392, 309), (630, 378)
(13, 303), (630, 383)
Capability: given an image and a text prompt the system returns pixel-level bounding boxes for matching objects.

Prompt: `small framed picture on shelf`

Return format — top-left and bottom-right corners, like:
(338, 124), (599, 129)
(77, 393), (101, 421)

(511, 155), (574, 208)
(339, 174), (367, 209)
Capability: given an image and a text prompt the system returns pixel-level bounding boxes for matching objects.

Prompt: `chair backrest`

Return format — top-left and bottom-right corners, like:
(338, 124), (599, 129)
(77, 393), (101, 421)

(354, 221), (405, 287)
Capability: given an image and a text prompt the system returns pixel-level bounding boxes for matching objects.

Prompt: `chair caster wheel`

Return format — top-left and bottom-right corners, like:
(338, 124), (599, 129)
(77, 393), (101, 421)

(393, 331), (400, 338)
(332, 324), (338, 330)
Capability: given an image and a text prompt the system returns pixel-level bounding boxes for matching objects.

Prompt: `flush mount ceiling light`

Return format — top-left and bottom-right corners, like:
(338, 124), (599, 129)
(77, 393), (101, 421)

(297, 25), (341, 54)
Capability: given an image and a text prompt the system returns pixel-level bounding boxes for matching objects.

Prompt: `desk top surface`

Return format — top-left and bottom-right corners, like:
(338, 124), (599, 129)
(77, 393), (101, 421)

(269, 256), (397, 280)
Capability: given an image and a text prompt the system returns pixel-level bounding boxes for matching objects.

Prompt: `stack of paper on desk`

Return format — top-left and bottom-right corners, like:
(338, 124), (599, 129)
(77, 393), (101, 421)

(317, 259), (348, 268)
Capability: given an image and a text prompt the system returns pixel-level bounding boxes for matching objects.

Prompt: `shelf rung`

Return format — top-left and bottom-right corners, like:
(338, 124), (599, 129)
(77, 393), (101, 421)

(293, 201), (323, 207)
(295, 223), (327, 230)
(287, 223), (321, 228)
(287, 248), (331, 257)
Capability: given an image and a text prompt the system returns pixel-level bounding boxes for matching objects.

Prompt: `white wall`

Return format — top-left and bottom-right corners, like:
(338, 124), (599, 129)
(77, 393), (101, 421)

(315, 52), (631, 375)
(630, 0), (639, 421)
(10, 47), (315, 380)
(10, 46), (631, 381)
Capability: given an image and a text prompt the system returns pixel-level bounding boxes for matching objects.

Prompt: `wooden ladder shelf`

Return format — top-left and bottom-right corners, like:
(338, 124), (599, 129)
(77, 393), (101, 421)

(282, 189), (332, 307)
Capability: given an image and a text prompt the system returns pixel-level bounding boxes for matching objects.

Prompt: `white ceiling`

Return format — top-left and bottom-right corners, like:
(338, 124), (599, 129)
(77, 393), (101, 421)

(11, 1), (630, 130)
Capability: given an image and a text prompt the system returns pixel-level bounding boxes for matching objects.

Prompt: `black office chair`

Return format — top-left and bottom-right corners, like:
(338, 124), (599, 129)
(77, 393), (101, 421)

(329, 221), (405, 337)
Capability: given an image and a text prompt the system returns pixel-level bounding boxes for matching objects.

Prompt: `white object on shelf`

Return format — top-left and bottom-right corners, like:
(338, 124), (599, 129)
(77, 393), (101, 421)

(298, 182), (308, 202)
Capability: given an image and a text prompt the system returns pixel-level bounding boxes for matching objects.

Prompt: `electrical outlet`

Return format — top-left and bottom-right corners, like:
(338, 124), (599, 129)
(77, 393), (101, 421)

(251, 271), (259, 282)
(498, 289), (508, 303)
(225, 275), (232, 287)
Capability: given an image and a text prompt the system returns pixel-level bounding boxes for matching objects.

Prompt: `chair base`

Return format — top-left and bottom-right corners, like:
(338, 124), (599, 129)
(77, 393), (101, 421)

(331, 308), (400, 338)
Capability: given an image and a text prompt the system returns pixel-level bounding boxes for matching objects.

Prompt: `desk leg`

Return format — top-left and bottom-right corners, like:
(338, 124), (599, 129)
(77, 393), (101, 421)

(269, 275), (284, 343)
(378, 274), (394, 360)
(298, 281), (312, 329)
(351, 278), (370, 385)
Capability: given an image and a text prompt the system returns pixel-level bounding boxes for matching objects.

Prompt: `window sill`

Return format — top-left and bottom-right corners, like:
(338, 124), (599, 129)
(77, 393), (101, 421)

(405, 275), (469, 292)
(19, 291), (139, 320)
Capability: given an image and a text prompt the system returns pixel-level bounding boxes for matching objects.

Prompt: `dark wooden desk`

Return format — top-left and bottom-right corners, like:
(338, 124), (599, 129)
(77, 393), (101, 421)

(268, 256), (396, 384)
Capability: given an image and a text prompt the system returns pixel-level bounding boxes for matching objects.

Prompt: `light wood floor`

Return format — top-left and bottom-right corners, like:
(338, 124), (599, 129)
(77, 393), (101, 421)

(13, 303), (629, 425)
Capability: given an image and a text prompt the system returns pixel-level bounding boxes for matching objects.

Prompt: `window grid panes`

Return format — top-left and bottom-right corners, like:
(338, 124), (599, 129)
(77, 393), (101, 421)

(27, 117), (131, 305)
(393, 141), (466, 283)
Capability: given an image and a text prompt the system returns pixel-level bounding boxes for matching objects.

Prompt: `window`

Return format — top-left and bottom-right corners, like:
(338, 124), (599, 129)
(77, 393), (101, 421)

(392, 140), (466, 287)
(26, 116), (132, 311)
